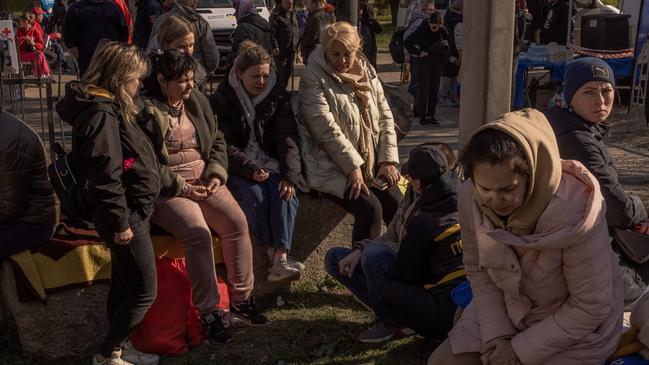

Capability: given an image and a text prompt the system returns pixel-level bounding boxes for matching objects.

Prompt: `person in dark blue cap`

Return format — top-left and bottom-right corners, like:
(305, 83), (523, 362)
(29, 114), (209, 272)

(545, 56), (649, 307)
(324, 143), (464, 344)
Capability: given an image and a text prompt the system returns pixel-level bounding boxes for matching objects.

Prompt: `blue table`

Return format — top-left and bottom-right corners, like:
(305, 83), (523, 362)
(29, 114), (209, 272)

(513, 57), (634, 109)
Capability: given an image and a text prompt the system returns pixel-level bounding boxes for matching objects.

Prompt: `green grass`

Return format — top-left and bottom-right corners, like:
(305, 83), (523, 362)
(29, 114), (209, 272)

(0, 288), (440, 365)
(7, 0), (28, 12)
(376, 22), (396, 50)
(602, 0), (620, 7)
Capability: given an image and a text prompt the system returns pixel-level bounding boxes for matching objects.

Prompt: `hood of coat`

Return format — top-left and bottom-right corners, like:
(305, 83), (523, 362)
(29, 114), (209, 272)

(487, 159), (605, 251)
(545, 106), (611, 141)
(239, 13), (273, 32)
(170, 2), (202, 23)
(417, 173), (458, 214)
(470, 108), (562, 235)
(308, 45), (378, 82)
(56, 81), (117, 126)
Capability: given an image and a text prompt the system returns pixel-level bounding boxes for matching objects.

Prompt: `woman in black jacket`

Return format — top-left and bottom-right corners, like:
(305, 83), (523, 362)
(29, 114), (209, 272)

(210, 41), (303, 283)
(232, 0), (278, 57)
(545, 57), (649, 306)
(56, 41), (160, 365)
(404, 11), (449, 126)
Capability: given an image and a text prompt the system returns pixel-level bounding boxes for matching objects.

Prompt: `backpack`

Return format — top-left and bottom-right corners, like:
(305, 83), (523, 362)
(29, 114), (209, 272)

(389, 26), (407, 64)
(48, 142), (93, 228)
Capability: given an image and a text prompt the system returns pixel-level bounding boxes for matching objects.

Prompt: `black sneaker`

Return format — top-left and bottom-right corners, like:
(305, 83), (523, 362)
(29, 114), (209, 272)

(421, 117), (440, 126)
(200, 312), (232, 343)
(230, 296), (270, 326)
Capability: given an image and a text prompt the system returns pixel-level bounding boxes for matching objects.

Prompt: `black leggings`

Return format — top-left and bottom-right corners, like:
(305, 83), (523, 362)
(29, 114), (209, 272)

(98, 217), (157, 357)
(326, 184), (402, 243)
(413, 59), (443, 120)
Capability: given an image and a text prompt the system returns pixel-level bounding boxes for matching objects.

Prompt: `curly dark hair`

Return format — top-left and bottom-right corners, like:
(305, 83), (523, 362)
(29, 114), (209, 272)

(142, 49), (197, 103)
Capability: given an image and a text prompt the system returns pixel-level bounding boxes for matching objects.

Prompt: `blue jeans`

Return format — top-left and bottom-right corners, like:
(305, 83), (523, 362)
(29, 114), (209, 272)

(227, 173), (299, 251)
(324, 241), (397, 322)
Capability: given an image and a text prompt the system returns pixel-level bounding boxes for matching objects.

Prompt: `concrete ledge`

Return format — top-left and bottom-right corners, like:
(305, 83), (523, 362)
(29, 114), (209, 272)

(218, 192), (354, 297)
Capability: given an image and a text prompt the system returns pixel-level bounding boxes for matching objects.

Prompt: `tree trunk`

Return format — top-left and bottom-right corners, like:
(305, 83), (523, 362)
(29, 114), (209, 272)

(390, 0), (399, 25)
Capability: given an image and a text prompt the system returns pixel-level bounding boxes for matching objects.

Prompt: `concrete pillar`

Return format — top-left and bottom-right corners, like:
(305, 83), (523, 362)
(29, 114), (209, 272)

(458, 1), (516, 148)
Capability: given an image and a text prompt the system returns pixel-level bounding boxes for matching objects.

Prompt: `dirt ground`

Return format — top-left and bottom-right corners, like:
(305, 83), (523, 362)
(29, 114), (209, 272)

(606, 108), (649, 206)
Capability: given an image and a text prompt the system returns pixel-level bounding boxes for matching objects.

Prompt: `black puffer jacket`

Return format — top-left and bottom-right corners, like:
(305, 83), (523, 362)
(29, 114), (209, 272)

(300, 8), (335, 64)
(546, 107), (648, 228)
(0, 111), (59, 226)
(232, 14), (278, 55)
(390, 174), (463, 286)
(210, 78), (301, 185)
(56, 82), (162, 235)
(63, 0), (128, 75)
(269, 5), (299, 54)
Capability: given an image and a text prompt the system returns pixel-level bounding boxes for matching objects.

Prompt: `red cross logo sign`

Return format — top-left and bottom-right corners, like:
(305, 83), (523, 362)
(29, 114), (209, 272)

(1, 28), (12, 38)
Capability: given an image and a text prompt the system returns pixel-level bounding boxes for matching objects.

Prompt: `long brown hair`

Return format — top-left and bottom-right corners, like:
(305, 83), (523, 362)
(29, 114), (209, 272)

(82, 41), (150, 122)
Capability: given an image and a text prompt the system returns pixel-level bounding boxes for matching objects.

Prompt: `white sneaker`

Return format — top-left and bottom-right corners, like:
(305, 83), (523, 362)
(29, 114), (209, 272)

(92, 351), (134, 365)
(121, 341), (159, 365)
(267, 258), (301, 282)
(287, 256), (305, 271)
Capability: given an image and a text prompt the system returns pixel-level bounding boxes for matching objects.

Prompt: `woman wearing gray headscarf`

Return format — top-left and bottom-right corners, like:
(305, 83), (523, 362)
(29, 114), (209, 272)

(231, 0), (278, 56)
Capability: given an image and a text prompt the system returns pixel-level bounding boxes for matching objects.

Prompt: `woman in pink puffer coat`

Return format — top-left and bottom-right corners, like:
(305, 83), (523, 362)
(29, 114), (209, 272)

(429, 109), (623, 365)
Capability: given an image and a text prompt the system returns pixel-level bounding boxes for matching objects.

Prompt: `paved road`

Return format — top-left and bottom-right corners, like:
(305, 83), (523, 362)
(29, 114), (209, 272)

(5, 52), (460, 162)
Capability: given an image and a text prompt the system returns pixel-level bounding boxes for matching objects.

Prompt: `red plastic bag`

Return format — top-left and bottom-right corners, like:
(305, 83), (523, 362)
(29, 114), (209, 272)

(130, 257), (230, 355)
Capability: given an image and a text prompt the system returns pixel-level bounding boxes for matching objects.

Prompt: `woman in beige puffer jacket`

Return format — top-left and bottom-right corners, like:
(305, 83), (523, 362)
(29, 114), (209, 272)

(297, 22), (400, 244)
(428, 109), (623, 365)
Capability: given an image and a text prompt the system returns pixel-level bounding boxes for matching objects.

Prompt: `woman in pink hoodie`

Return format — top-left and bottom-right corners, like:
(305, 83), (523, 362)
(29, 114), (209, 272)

(428, 108), (623, 365)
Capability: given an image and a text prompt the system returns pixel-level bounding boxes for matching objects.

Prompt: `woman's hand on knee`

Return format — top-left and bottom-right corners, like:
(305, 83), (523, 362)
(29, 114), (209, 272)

(377, 162), (400, 186)
(278, 180), (296, 201)
(338, 249), (362, 278)
(346, 167), (370, 200)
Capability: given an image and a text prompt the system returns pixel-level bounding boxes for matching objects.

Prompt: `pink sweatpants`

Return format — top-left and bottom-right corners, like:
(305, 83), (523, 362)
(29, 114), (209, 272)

(152, 185), (254, 314)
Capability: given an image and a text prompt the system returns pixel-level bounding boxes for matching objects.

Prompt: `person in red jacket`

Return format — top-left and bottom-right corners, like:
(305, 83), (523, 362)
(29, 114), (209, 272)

(32, 6), (73, 73)
(15, 14), (51, 77)
(113, 0), (134, 43)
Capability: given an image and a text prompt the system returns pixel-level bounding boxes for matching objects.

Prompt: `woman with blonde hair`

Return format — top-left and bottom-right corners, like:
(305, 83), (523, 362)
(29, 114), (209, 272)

(56, 41), (161, 365)
(298, 21), (401, 245)
(149, 14), (208, 88)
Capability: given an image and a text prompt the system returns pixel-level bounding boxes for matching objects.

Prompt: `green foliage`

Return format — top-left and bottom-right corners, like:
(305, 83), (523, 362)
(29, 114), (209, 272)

(7, 0), (27, 12)
(601, 0), (620, 7)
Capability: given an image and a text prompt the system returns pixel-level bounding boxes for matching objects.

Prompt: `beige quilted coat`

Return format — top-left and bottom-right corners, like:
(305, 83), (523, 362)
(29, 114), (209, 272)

(297, 46), (399, 198)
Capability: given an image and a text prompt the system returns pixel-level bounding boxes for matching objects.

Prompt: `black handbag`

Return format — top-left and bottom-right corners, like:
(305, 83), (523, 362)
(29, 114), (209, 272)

(612, 227), (649, 264)
(48, 143), (93, 228)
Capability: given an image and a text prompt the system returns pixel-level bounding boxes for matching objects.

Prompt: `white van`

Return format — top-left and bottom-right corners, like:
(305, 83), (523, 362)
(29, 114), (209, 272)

(196, 0), (271, 63)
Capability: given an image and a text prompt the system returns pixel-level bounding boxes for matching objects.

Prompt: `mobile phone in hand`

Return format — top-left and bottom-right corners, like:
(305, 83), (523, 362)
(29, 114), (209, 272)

(371, 176), (389, 191)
